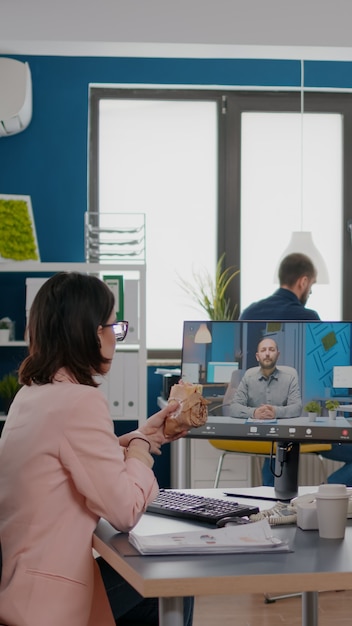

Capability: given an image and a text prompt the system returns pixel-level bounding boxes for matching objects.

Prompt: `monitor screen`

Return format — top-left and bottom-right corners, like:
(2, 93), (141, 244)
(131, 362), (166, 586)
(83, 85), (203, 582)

(182, 320), (352, 497)
(207, 361), (239, 383)
(333, 366), (352, 389)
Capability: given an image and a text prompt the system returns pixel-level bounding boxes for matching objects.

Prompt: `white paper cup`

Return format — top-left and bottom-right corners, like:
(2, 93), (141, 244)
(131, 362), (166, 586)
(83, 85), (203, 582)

(316, 484), (349, 539)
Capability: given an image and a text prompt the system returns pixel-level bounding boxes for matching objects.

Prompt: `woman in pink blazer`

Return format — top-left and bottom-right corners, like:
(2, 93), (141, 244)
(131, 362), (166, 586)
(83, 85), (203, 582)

(0, 272), (193, 626)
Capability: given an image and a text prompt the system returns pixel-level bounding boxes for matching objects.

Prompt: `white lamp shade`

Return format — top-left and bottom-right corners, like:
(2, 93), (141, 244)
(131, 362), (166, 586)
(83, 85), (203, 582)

(194, 322), (212, 343)
(274, 231), (329, 284)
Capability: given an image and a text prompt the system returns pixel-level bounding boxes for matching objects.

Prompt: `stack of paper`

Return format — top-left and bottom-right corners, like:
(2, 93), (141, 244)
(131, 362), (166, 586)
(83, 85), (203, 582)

(129, 519), (290, 555)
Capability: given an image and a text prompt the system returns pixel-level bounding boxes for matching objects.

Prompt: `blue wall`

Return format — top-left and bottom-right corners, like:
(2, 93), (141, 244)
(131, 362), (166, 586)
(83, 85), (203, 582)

(305, 322), (352, 400)
(1, 55), (352, 264)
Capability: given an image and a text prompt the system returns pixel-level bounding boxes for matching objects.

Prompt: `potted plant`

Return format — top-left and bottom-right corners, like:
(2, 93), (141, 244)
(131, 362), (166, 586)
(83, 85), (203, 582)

(178, 253), (240, 320)
(0, 372), (21, 414)
(0, 318), (11, 343)
(304, 400), (321, 421)
(325, 399), (340, 419)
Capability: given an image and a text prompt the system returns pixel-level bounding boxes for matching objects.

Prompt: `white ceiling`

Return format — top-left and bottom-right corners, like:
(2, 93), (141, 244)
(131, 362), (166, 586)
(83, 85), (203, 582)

(1, 0), (352, 58)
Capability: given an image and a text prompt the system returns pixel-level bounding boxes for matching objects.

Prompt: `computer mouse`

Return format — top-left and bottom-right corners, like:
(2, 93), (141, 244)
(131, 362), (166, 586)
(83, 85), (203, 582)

(216, 516), (250, 528)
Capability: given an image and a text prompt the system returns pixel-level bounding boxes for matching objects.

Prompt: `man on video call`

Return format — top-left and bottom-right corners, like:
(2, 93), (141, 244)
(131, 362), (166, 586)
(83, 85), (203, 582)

(240, 252), (352, 486)
(229, 337), (302, 420)
(240, 252), (319, 321)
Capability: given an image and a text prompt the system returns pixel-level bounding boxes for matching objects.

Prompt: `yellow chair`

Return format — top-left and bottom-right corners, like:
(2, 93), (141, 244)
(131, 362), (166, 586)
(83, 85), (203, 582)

(210, 439), (332, 488)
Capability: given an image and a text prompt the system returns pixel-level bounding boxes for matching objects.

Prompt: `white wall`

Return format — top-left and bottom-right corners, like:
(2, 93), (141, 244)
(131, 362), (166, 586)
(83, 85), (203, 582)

(1, 0), (352, 57)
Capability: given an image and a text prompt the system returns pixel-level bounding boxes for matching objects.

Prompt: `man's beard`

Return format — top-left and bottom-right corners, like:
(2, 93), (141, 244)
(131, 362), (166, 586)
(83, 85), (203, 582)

(259, 358), (277, 370)
(300, 288), (310, 306)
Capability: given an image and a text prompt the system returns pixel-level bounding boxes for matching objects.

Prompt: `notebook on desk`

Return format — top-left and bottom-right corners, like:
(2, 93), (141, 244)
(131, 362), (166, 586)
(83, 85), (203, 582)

(129, 518), (291, 555)
(106, 519), (291, 557)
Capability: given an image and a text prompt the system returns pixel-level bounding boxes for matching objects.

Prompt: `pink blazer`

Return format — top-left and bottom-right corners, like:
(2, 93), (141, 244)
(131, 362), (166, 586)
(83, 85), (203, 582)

(0, 372), (159, 626)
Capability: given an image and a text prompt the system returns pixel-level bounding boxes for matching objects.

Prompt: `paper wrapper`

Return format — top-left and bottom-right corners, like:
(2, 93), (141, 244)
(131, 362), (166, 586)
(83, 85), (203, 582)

(164, 382), (209, 437)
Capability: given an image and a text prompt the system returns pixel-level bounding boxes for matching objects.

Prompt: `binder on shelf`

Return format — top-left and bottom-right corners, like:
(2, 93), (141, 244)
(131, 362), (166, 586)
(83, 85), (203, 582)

(25, 277), (48, 325)
(103, 275), (124, 321)
(123, 278), (139, 344)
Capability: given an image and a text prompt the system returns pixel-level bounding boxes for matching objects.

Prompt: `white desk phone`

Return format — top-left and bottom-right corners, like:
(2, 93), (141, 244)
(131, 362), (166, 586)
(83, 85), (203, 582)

(249, 488), (352, 529)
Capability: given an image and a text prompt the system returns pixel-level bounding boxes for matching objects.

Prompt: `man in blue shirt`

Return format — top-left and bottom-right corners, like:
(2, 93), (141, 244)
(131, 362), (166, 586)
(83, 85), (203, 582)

(240, 252), (352, 486)
(240, 252), (320, 321)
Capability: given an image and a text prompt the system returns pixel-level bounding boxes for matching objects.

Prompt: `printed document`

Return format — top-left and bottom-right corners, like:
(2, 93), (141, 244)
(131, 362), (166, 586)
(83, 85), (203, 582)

(129, 518), (290, 555)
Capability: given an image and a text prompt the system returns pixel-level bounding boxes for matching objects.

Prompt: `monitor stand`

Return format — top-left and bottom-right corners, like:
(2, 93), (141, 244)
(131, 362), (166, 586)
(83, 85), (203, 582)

(274, 441), (300, 501)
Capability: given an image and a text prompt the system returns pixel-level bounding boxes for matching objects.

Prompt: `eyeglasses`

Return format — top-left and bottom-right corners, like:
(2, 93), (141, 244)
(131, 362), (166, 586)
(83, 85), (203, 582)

(101, 320), (129, 342)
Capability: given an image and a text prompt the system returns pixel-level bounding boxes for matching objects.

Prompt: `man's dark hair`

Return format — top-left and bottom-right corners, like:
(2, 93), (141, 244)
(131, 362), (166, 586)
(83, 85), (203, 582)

(278, 253), (316, 287)
(19, 272), (115, 387)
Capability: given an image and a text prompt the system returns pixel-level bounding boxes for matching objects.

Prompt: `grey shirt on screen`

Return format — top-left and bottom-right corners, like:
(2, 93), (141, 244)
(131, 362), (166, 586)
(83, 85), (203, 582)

(229, 365), (302, 419)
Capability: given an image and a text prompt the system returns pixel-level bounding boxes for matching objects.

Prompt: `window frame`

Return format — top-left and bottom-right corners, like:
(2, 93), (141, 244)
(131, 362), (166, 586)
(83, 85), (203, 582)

(89, 88), (352, 359)
(224, 90), (352, 320)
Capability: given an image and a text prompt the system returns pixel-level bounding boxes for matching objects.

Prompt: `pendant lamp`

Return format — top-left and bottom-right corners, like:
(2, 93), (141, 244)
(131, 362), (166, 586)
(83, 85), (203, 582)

(275, 231), (329, 283)
(274, 61), (329, 284)
(194, 323), (212, 344)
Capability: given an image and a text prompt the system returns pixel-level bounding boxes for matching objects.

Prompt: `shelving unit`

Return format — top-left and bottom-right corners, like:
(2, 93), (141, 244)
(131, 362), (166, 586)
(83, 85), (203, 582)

(0, 260), (147, 425)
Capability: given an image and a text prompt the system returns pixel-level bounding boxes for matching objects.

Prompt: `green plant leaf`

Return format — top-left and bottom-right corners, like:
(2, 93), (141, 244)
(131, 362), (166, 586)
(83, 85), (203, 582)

(325, 399), (340, 410)
(177, 253), (240, 320)
(0, 373), (21, 399)
(304, 400), (321, 414)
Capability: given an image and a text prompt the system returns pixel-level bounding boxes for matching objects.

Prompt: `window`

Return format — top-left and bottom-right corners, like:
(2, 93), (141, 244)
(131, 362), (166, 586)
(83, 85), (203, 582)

(90, 90), (221, 353)
(241, 111), (342, 320)
(90, 89), (352, 355)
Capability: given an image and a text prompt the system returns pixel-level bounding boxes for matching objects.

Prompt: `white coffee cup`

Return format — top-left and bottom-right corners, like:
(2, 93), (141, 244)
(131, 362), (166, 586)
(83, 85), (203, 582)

(315, 484), (349, 539)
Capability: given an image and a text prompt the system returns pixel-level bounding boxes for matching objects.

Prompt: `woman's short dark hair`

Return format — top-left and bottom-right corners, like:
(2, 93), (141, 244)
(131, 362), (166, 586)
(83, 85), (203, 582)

(278, 253), (317, 287)
(19, 272), (115, 387)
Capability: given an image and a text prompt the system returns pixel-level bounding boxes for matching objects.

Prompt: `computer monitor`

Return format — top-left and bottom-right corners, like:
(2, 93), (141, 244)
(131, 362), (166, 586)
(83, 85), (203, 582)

(182, 320), (352, 499)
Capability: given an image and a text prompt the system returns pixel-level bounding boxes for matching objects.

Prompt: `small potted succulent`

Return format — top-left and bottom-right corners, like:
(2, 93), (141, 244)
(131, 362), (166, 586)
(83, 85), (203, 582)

(0, 318), (11, 344)
(325, 399), (340, 420)
(304, 400), (321, 421)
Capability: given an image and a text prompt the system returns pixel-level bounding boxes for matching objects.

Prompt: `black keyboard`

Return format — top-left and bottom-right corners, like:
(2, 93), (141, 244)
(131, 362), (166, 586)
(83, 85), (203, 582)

(147, 489), (259, 525)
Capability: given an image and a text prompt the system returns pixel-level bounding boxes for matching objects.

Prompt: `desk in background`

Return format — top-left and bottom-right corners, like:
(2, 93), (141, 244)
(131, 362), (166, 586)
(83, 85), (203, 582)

(93, 486), (352, 626)
(337, 404), (352, 413)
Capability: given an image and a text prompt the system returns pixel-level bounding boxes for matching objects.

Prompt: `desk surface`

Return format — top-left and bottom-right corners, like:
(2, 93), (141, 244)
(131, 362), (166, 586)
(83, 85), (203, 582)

(93, 487), (352, 599)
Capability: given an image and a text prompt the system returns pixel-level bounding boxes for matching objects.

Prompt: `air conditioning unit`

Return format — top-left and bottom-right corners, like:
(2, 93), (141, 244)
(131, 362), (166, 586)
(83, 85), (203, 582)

(0, 58), (32, 137)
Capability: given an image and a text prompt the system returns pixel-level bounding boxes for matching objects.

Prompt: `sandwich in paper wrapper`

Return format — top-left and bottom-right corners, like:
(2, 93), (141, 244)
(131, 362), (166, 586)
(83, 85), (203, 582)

(164, 381), (209, 437)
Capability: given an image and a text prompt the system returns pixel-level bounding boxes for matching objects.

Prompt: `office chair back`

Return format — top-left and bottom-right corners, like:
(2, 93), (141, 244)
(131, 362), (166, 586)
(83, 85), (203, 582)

(222, 369), (245, 415)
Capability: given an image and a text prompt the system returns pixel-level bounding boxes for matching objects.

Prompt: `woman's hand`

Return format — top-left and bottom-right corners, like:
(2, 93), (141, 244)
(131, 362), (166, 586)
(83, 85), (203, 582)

(125, 401), (189, 455)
